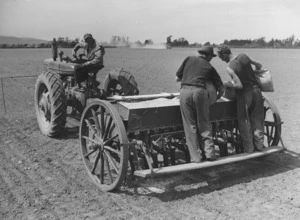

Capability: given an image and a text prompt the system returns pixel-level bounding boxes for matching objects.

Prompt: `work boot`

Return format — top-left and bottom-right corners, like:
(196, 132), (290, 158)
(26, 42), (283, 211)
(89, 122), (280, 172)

(204, 143), (217, 161)
(205, 155), (217, 161)
(80, 82), (87, 89)
(99, 89), (107, 99)
(75, 83), (86, 92)
(244, 146), (254, 153)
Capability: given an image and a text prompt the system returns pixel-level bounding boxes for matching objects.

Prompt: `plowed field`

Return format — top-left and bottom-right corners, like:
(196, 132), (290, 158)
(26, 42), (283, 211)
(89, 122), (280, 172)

(0, 48), (300, 220)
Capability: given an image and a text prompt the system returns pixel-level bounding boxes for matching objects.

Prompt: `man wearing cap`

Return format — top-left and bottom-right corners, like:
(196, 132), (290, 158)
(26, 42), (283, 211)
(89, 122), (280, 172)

(176, 46), (224, 162)
(217, 44), (264, 153)
(72, 33), (105, 87)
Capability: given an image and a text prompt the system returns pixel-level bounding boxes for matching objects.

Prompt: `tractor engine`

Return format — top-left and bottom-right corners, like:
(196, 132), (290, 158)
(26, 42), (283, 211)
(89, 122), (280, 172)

(66, 87), (87, 113)
(63, 76), (87, 112)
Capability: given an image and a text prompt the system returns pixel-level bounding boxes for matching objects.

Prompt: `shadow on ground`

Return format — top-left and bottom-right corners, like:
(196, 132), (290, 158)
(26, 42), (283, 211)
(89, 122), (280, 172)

(58, 114), (81, 140)
(121, 149), (300, 202)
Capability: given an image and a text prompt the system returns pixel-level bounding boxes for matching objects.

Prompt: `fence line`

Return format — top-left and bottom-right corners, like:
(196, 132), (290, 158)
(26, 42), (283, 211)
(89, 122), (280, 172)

(1, 78), (5, 114)
(0, 75), (38, 115)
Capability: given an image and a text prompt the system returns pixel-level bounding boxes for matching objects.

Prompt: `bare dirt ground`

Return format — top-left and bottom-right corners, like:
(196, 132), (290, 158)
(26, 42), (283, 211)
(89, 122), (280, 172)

(1, 48), (300, 220)
(1, 112), (300, 220)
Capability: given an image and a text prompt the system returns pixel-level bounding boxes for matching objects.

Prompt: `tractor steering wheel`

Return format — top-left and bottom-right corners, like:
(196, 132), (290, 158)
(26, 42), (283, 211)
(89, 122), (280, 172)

(73, 53), (87, 64)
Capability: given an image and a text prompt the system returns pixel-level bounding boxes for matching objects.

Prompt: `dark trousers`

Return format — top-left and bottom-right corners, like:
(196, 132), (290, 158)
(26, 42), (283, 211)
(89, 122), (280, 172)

(236, 86), (264, 152)
(75, 63), (103, 86)
(179, 85), (215, 162)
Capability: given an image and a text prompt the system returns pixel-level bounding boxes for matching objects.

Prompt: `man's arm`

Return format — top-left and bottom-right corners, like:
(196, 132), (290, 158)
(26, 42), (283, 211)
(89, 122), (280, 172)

(84, 43), (105, 66)
(210, 67), (225, 99)
(249, 57), (262, 70)
(100, 45), (105, 56)
(225, 67), (243, 89)
(72, 42), (85, 57)
(87, 48), (104, 66)
(176, 56), (190, 81)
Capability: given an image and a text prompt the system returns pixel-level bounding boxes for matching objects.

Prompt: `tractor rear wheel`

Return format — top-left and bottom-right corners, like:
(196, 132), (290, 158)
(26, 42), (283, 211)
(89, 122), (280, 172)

(35, 71), (67, 137)
(103, 67), (139, 97)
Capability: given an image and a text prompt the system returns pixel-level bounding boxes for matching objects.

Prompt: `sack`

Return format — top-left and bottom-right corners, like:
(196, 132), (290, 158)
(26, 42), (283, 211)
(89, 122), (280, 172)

(254, 69), (274, 92)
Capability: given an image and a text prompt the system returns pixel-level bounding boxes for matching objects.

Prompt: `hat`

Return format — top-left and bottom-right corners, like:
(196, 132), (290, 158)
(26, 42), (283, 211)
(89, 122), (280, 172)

(83, 33), (93, 40)
(197, 46), (217, 57)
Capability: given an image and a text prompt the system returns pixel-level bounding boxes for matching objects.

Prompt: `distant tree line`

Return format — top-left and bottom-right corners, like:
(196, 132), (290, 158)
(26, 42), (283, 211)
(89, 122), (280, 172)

(1, 35), (300, 49)
(0, 35), (154, 49)
(222, 35), (300, 48)
(167, 35), (300, 48)
(0, 37), (80, 49)
(166, 36), (210, 48)
(0, 42), (51, 48)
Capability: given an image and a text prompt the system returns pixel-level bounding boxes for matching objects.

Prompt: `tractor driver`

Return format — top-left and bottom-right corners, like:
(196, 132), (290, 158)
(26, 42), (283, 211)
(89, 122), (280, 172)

(72, 33), (105, 88)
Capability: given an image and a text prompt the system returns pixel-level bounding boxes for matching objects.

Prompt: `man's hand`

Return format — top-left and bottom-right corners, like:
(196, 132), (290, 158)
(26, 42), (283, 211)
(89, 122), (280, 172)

(81, 61), (90, 67)
(72, 51), (77, 58)
(223, 80), (234, 87)
(255, 64), (262, 70)
(216, 86), (225, 100)
(176, 76), (181, 82)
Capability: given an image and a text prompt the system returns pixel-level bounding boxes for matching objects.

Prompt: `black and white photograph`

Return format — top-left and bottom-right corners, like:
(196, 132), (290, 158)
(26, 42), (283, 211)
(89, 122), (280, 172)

(0, 0), (300, 219)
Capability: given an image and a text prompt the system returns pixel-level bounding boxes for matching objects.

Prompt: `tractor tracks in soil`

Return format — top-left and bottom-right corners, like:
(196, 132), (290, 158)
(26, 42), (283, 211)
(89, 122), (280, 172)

(0, 117), (70, 219)
(0, 116), (151, 219)
(0, 117), (85, 218)
(1, 115), (300, 219)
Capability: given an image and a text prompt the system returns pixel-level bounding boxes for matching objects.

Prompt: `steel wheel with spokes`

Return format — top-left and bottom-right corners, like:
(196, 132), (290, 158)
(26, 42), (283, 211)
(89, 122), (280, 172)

(263, 96), (282, 147)
(79, 99), (129, 191)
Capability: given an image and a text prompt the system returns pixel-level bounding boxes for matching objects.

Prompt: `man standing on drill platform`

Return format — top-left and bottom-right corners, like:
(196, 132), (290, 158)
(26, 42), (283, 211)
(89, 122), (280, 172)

(217, 44), (264, 153)
(176, 46), (224, 162)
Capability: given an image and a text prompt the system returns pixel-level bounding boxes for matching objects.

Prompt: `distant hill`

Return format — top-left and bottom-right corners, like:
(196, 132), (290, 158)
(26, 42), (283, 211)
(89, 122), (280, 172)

(0, 36), (49, 45)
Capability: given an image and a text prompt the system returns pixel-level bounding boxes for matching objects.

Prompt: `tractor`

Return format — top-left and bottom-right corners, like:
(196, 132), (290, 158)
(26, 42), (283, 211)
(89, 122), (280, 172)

(34, 51), (139, 137)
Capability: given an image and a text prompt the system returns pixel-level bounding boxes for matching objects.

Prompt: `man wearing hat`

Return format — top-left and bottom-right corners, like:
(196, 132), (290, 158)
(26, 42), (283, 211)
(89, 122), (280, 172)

(72, 33), (105, 88)
(176, 46), (224, 162)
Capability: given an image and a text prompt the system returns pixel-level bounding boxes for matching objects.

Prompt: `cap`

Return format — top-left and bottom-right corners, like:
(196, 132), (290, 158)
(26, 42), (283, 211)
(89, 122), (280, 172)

(83, 33), (93, 40)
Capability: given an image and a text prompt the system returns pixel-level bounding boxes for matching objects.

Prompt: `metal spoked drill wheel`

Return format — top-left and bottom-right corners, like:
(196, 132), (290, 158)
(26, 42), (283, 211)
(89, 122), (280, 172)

(79, 99), (129, 191)
(263, 96), (282, 147)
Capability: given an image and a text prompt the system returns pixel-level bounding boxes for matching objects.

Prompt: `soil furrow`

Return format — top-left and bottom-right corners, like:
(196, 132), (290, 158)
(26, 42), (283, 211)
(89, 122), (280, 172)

(0, 155), (61, 220)
(1, 117), (140, 218)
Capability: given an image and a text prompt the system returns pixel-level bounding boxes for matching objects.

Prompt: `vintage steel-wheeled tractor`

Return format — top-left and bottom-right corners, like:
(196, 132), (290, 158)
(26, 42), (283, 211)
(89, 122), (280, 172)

(34, 52), (285, 192)
(79, 91), (285, 192)
(34, 52), (139, 137)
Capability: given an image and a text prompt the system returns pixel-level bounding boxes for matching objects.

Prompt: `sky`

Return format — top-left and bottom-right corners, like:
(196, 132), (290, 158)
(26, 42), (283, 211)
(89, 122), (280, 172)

(0, 0), (300, 44)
